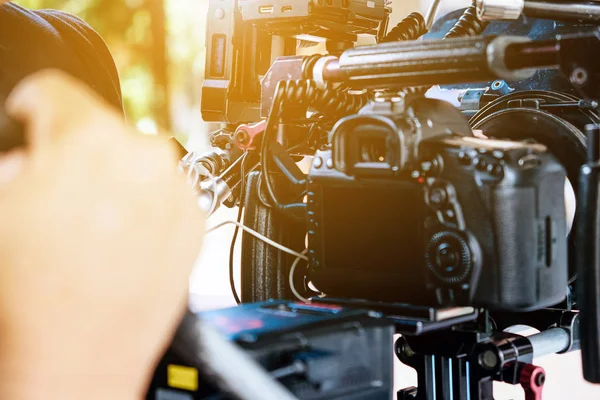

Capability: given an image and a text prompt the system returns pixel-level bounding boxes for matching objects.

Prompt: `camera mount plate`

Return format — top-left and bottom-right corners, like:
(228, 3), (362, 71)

(314, 298), (479, 336)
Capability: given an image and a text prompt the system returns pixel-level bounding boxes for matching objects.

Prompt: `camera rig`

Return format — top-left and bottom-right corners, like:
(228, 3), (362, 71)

(145, 1), (600, 400)
(5, 0), (600, 399)
(2, 2), (600, 400)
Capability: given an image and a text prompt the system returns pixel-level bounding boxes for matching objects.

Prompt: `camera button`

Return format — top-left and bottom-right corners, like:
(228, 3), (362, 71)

(475, 157), (488, 170)
(458, 151), (472, 165)
(313, 157), (323, 169)
(487, 163), (504, 177)
(428, 186), (448, 207)
(492, 150), (505, 159)
(518, 154), (542, 169)
(437, 244), (458, 271)
(442, 208), (458, 226)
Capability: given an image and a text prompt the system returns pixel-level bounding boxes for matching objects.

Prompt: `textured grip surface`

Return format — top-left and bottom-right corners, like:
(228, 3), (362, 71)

(338, 36), (495, 89)
(241, 172), (306, 303)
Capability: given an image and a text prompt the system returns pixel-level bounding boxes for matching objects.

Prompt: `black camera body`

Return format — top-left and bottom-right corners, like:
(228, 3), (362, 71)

(202, 0), (388, 125)
(307, 104), (568, 311)
(238, 0), (386, 40)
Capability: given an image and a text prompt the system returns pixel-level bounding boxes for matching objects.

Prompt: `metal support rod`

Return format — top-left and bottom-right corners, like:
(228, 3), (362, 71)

(478, 0), (600, 23)
(524, 1), (600, 23)
(527, 328), (571, 359)
(316, 33), (576, 89)
(577, 124), (600, 383)
(587, 124), (600, 162)
(320, 36), (530, 89)
(503, 39), (560, 70)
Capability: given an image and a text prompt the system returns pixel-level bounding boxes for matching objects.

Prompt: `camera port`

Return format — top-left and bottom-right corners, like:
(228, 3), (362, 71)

(258, 5), (274, 14)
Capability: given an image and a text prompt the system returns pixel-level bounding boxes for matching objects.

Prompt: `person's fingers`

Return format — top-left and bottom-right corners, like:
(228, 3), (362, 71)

(5, 70), (117, 150)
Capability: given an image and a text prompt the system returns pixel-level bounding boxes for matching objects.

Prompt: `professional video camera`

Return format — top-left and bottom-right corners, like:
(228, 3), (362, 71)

(144, 1), (600, 399)
(2, 1), (599, 399)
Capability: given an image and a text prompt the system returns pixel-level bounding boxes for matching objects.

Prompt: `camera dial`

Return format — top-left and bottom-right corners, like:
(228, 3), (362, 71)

(426, 230), (473, 285)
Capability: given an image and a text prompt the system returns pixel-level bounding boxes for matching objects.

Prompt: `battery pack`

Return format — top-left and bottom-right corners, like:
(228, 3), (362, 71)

(148, 300), (394, 400)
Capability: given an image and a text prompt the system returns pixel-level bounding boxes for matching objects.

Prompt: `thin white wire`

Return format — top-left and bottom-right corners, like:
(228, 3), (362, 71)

(289, 249), (309, 302)
(206, 220), (309, 261)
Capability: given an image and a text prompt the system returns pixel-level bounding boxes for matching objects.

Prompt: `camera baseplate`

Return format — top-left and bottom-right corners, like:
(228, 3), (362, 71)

(315, 298), (579, 400)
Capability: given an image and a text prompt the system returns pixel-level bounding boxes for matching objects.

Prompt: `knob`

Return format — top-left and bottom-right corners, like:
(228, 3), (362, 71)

(426, 231), (473, 285)
(458, 151), (472, 165)
(428, 184), (448, 207)
(475, 157), (488, 171)
(476, 0), (524, 21)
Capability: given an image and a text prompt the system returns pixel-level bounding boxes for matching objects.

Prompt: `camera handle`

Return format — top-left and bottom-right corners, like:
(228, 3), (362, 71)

(309, 29), (600, 101)
(575, 124), (600, 383)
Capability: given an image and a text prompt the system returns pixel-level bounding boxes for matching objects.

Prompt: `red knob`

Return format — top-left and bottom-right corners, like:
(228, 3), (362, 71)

(519, 363), (546, 400)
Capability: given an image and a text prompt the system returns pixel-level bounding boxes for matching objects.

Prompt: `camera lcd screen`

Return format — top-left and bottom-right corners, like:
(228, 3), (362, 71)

(321, 183), (426, 275)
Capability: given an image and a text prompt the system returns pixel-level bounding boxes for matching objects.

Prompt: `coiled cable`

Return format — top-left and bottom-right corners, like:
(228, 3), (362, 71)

(445, 1), (489, 39)
(301, 54), (324, 80)
(380, 12), (428, 43)
(261, 79), (368, 212)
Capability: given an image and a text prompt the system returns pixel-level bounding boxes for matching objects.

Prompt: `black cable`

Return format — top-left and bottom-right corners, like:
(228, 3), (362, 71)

(261, 86), (284, 210)
(228, 152), (248, 305)
(444, 1), (488, 39)
(260, 81), (363, 216)
(256, 173), (274, 209)
(380, 12), (428, 43)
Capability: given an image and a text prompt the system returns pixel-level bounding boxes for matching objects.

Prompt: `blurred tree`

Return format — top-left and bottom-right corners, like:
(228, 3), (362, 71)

(148, 0), (169, 130)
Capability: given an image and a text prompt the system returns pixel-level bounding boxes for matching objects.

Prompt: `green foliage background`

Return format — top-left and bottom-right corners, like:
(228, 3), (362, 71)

(14, 0), (209, 146)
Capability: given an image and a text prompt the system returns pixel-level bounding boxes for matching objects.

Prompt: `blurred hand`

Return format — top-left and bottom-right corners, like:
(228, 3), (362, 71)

(0, 71), (204, 399)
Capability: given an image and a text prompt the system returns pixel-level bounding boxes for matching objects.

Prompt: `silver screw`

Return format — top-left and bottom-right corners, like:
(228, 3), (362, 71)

(479, 350), (499, 370)
(571, 68), (588, 86)
(215, 8), (225, 19)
